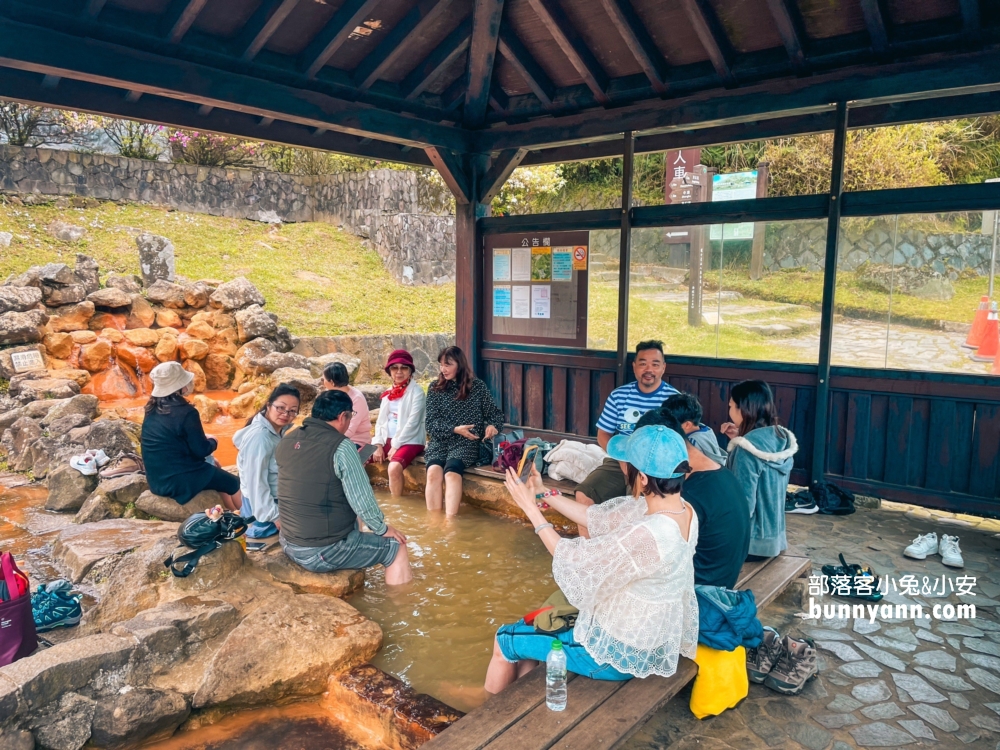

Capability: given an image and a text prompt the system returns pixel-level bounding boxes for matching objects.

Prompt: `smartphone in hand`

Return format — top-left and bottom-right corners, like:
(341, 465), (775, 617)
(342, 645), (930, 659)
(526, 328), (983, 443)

(518, 445), (539, 483)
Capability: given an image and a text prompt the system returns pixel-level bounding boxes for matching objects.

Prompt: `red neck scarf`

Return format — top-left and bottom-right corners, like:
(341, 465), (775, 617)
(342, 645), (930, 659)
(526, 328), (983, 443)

(383, 380), (410, 402)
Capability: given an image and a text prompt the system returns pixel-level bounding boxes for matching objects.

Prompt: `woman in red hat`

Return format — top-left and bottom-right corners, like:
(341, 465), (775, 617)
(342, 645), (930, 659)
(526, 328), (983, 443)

(372, 349), (427, 496)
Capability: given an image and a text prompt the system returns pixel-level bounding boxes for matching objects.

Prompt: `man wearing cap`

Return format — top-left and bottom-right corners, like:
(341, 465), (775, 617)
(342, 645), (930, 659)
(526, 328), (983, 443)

(372, 349), (427, 496)
(277, 390), (413, 584)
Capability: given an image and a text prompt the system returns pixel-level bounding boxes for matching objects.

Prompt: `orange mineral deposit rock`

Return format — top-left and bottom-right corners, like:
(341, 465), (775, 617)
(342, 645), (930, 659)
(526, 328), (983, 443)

(154, 336), (179, 363)
(186, 320), (216, 340)
(181, 338), (211, 361)
(203, 353), (235, 390)
(43, 332), (74, 359)
(123, 328), (160, 348)
(117, 342), (159, 373)
(183, 359), (207, 392)
(80, 339), (113, 373)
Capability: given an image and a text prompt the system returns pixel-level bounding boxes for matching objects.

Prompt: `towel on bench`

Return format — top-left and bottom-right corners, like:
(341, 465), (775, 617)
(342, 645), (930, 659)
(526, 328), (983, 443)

(544, 440), (607, 483)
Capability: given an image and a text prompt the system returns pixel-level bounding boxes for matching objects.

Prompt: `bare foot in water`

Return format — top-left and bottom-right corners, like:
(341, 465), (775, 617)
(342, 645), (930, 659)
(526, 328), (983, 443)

(435, 681), (490, 711)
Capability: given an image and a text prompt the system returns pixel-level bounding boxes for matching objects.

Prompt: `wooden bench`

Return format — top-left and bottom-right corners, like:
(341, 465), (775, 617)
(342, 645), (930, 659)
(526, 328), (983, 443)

(423, 554), (812, 750)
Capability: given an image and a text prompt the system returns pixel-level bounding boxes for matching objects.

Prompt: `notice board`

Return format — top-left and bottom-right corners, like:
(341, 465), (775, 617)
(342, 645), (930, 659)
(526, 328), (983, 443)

(483, 231), (589, 346)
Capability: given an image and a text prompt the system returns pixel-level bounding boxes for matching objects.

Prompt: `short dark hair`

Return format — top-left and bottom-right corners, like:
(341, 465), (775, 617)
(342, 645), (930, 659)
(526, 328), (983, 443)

(662, 393), (702, 426)
(323, 361), (350, 387)
(635, 407), (686, 439)
(626, 462), (689, 497)
(312, 389), (353, 422)
(635, 340), (664, 357)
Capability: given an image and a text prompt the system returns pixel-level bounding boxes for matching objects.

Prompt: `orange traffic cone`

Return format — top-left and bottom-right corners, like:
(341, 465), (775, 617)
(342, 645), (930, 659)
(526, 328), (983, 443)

(963, 295), (991, 349)
(992, 348), (1000, 375)
(972, 302), (999, 362)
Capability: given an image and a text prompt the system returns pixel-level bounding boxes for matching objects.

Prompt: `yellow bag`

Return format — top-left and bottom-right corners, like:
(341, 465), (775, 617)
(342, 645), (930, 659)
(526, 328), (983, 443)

(689, 644), (748, 719)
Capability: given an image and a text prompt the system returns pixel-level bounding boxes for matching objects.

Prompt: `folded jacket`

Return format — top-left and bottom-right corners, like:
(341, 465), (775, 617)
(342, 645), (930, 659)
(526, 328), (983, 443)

(695, 584), (764, 652)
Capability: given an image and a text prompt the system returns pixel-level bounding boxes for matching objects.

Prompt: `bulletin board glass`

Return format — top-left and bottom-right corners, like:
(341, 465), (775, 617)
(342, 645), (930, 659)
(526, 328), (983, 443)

(483, 230), (589, 347)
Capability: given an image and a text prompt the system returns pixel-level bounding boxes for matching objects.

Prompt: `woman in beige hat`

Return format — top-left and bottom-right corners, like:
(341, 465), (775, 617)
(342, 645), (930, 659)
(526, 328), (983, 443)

(140, 362), (242, 510)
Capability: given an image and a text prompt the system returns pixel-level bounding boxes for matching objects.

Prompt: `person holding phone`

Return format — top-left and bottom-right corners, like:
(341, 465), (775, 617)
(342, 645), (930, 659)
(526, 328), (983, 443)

(424, 346), (504, 516)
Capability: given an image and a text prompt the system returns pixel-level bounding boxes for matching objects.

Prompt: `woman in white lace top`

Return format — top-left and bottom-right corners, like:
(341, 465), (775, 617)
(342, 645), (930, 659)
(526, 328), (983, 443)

(485, 425), (699, 694)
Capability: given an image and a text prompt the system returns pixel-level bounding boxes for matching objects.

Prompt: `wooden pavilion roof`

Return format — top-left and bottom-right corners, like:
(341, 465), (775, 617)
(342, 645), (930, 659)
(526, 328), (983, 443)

(0, 0), (999, 169)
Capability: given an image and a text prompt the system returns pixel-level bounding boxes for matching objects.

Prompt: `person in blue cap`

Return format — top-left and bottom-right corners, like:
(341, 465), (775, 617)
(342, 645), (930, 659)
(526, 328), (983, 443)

(483, 425), (699, 694)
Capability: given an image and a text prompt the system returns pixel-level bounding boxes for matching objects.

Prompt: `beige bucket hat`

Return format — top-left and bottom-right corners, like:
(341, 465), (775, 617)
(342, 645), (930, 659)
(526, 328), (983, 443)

(150, 361), (194, 397)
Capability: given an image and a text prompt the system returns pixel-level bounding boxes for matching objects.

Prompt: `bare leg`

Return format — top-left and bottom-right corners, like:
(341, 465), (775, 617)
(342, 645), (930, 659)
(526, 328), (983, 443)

(444, 472), (463, 516)
(575, 491), (595, 539)
(387, 461), (405, 496)
(219, 490), (243, 513)
(384, 542), (413, 585)
(484, 636), (518, 694)
(425, 465), (444, 511)
(516, 659), (538, 677)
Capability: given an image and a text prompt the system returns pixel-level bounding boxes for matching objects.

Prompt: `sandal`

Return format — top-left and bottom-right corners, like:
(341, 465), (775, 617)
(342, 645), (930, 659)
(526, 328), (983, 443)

(820, 553), (883, 601)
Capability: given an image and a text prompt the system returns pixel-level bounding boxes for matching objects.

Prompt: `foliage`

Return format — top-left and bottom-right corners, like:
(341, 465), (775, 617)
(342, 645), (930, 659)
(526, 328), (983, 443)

(167, 129), (262, 167)
(95, 118), (163, 160)
(491, 165), (565, 214)
(0, 103), (96, 149)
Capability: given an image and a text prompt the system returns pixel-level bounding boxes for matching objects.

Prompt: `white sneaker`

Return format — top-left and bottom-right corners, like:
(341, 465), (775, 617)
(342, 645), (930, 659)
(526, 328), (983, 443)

(939, 535), (964, 568)
(904, 532), (938, 560)
(69, 455), (98, 476)
(84, 449), (110, 467)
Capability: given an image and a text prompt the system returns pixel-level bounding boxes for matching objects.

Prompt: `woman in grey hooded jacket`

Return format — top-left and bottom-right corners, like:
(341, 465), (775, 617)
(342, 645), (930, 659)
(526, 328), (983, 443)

(721, 380), (798, 559)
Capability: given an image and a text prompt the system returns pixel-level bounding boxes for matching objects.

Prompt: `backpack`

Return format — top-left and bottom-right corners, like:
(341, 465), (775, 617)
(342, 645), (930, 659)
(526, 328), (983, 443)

(493, 437), (527, 473)
(813, 481), (856, 516)
(0, 553), (37, 666)
(164, 511), (253, 578)
(481, 429), (524, 467)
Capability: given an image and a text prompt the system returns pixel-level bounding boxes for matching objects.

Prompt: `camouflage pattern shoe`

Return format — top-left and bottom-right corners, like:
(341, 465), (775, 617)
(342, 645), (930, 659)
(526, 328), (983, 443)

(746, 626), (783, 683)
(764, 635), (818, 694)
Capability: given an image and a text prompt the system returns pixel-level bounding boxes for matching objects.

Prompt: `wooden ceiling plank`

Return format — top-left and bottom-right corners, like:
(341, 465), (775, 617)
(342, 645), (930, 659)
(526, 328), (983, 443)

(240, 0), (303, 61)
(300, 0), (382, 79)
(526, 0), (610, 104)
(354, 0), (458, 92)
(598, 0), (668, 94)
(679, 0), (736, 87)
(464, 0), (505, 127)
(402, 17), (472, 100)
(496, 28), (554, 107)
(442, 73), (467, 111)
(489, 80), (509, 112)
(85, 0), (107, 18)
(425, 146), (470, 203)
(858, 0), (889, 55)
(959, 0), (981, 41)
(480, 147), (527, 203)
(164, 0), (209, 44)
(765, 0), (807, 71)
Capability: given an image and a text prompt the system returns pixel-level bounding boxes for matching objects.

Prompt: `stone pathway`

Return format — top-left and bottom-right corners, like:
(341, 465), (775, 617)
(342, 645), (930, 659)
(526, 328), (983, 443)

(622, 501), (1000, 749)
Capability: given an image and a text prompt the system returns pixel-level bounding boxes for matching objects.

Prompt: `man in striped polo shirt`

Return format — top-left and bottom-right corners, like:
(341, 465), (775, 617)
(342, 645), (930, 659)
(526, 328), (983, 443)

(575, 340), (678, 531)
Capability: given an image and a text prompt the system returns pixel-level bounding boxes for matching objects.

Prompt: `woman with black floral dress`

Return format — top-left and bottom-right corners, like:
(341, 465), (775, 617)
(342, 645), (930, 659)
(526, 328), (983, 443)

(425, 346), (504, 515)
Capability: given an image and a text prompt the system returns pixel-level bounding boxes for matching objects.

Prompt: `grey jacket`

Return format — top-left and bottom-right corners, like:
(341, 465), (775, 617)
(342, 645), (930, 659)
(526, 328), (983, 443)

(687, 424), (728, 466)
(726, 426), (798, 557)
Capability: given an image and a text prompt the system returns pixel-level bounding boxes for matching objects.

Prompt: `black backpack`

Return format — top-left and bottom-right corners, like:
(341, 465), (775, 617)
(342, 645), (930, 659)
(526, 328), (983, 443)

(163, 511), (253, 578)
(813, 481), (856, 516)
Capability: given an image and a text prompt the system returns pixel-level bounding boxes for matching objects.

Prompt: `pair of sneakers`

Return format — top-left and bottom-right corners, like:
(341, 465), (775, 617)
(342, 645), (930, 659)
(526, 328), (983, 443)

(747, 627), (818, 695)
(69, 449), (111, 476)
(904, 532), (964, 568)
(31, 579), (83, 632)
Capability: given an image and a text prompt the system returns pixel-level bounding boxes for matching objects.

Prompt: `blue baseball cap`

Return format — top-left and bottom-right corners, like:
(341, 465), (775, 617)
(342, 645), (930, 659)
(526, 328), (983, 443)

(606, 425), (689, 479)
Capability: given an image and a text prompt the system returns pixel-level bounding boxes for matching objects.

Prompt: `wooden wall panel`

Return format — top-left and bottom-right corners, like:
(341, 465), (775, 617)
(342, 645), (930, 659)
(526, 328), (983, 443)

(484, 360), (503, 408)
(867, 394), (889, 483)
(546, 366), (568, 432)
(568, 368), (592, 437)
(906, 398), (930, 489)
(843, 392), (871, 480)
(523, 365), (545, 429)
(826, 390), (848, 477)
(502, 362), (523, 426)
(882, 396), (912, 487)
(925, 399), (957, 493)
(969, 404), (1000, 499)
(950, 401), (975, 495)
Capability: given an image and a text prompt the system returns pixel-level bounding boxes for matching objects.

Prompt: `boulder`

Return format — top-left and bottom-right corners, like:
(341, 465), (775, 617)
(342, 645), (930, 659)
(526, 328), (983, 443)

(169, 539), (246, 593)
(270, 325), (297, 353)
(22, 399), (66, 419)
(0, 309), (47, 345)
(47, 413), (91, 435)
(135, 488), (223, 523)
(70, 330), (97, 344)
(192, 594), (382, 708)
(0, 731), (33, 750)
(48, 366), (90, 388)
(112, 598), (237, 645)
(154, 336), (179, 363)
(136, 233), (175, 286)
(116, 342), (158, 374)
(155, 307), (183, 329)
(89, 689), (190, 750)
(203, 354), (235, 390)
(74, 255), (101, 294)
(252, 546), (364, 598)
(0, 285), (43, 314)
(79, 418), (139, 459)
(46, 222), (87, 243)
(269, 368), (319, 403)
(180, 338), (210, 361)
(209, 327), (239, 357)
(8, 266), (43, 288)
(235, 304), (277, 343)
(145, 280), (187, 310)
(19, 437), (84, 478)
(104, 273), (143, 295)
(185, 320), (215, 340)
(41, 394), (100, 426)
(29, 691), (96, 750)
(75, 473), (150, 523)
(0, 407), (25, 431)
(11, 377), (80, 403)
(5, 415), (42, 461)
(126, 293), (156, 329)
(0, 343), (47, 379)
(191, 310), (233, 329)
(192, 395), (220, 423)
(42, 283), (88, 307)
(210, 277), (265, 312)
(42, 332), (74, 359)
(307, 352), (361, 381)
(123, 328), (159, 348)
(256, 351), (309, 374)
(182, 359), (206, 392)
(87, 287), (132, 308)
(88, 312), (121, 332)
(47, 302), (95, 333)
(38, 262), (78, 286)
(183, 281), (211, 308)
(227, 388), (264, 420)
(235, 337), (276, 372)
(52, 518), (178, 582)
(80, 339), (113, 373)
(46, 462), (100, 512)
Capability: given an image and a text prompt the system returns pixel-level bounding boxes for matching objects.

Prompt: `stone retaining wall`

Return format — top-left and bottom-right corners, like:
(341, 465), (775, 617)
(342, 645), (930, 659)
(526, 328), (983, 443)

(0, 146), (455, 286)
(292, 332), (455, 383)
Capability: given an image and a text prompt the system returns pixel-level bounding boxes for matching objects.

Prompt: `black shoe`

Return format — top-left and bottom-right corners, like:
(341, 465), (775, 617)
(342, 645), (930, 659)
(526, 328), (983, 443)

(820, 553), (883, 602)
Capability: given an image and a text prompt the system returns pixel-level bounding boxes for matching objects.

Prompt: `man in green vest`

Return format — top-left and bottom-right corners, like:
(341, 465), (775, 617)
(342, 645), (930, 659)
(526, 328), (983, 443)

(276, 389), (413, 585)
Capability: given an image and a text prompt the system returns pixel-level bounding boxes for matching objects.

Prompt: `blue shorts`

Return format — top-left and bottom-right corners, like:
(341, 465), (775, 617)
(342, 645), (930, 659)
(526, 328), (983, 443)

(495, 620), (632, 682)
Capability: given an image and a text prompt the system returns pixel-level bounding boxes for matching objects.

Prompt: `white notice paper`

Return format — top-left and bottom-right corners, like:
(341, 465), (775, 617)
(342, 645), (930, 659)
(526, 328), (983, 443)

(512, 285), (531, 318)
(531, 285), (551, 319)
(511, 247), (531, 281)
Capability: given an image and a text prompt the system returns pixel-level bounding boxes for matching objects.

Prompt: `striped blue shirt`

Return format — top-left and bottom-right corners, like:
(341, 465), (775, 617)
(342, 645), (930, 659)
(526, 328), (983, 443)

(596, 381), (680, 436)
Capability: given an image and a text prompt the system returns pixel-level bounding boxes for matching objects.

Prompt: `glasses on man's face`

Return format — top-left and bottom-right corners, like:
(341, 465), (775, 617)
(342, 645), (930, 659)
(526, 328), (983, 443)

(272, 406), (299, 416)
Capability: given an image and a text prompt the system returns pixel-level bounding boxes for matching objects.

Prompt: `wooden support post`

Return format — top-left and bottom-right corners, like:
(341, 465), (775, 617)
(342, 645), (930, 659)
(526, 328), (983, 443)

(453, 155), (490, 374)
(749, 162), (770, 281)
(616, 131), (635, 386)
(811, 102), (848, 487)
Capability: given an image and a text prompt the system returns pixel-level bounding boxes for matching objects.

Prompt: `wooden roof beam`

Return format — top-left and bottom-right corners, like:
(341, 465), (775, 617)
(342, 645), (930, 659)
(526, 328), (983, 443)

(496, 28), (554, 107)
(163, 0), (209, 44)
(488, 81), (509, 112)
(300, 0), (382, 79)
(402, 17), (472, 100)
(480, 147), (527, 203)
(441, 74), (467, 112)
(680, 0), (736, 87)
(240, 0), (303, 61)
(599, 0), (668, 94)
(425, 146), (470, 203)
(354, 0), (459, 91)
(527, 0), (609, 104)
(960, 0), (981, 42)
(764, 0), (808, 72)
(858, 0), (889, 55)
(464, 0), (505, 127)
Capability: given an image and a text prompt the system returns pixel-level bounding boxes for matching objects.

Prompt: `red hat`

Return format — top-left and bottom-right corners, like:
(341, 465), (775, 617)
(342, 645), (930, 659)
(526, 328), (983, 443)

(384, 349), (415, 375)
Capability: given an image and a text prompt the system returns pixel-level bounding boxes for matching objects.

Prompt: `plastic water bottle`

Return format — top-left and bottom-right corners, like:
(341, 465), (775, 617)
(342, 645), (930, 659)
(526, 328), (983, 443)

(546, 639), (567, 711)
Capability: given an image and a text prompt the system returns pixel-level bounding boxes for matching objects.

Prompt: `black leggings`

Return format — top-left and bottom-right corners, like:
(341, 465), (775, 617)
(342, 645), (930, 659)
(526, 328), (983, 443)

(426, 457), (466, 476)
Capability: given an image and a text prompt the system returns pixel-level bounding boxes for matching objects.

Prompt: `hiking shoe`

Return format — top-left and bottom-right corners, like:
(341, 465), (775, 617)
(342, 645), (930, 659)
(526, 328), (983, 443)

(764, 635), (818, 695)
(31, 580), (82, 633)
(69, 454), (98, 476)
(99, 452), (144, 479)
(939, 535), (964, 568)
(786, 494), (819, 514)
(904, 532), (938, 560)
(746, 626), (783, 683)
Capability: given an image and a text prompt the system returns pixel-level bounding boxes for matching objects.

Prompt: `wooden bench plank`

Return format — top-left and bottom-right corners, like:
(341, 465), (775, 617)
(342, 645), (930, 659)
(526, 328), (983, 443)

(745, 555), (811, 609)
(483, 675), (624, 750)
(735, 558), (770, 588)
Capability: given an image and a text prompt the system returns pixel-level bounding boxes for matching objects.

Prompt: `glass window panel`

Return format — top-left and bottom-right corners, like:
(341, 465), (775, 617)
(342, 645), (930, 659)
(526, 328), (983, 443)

(587, 229), (619, 351)
(493, 159), (624, 216)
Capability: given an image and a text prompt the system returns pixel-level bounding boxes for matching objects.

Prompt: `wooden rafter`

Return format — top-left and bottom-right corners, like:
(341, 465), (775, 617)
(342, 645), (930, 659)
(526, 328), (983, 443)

(402, 17), (472, 100)
(300, 0), (382, 79)
(496, 28), (554, 107)
(240, 0), (302, 61)
(858, 0), (889, 55)
(463, 0), (505, 127)
(679, 0), (736, 87)
(526, 0), (609, 104)
(480, 147), (527, 203)
(598, 0), (667, 94)
(425, 146), (470, 203)
(354, 0), (459, 91)
(764, 0), (807, 72)
(163, 0), (208, 44)
(442, 74), (467, 112)
(488, 81), (509, 112)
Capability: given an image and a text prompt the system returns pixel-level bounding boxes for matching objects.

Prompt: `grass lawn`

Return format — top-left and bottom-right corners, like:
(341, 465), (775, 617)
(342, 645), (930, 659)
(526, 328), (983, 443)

(0, 201), (455, 337)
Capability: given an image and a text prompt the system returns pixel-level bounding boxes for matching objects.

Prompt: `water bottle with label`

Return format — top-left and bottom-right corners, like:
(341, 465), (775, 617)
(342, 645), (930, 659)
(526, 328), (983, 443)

(546, 639), (567, 711)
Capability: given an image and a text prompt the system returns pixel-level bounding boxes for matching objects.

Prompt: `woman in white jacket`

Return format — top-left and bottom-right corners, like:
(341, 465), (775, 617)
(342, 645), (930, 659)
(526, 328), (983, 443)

(373, 349), (427, 496)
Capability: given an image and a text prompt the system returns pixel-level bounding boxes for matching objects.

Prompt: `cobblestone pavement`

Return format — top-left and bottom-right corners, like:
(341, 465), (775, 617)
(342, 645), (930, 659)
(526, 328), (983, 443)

(622, 501), (1000, 750)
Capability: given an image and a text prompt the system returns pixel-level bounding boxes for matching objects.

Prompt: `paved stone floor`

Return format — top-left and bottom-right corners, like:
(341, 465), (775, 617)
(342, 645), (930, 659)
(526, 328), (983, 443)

(622, 501), (1000, 750)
